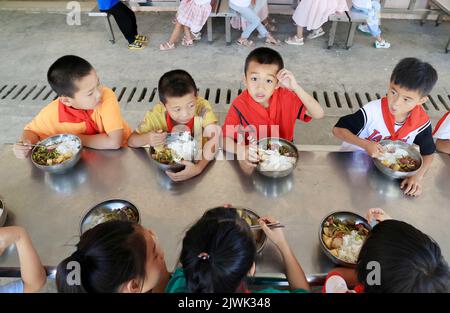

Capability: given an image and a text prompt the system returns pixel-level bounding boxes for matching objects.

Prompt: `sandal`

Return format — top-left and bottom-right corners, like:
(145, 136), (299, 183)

(128, 40), (145, 50)
(236, 38), (255, 48)
(159, 41), (175, 51)
(181, 36), (194, 46)
(285, 35), (304, 46)
(135, 34), (148, 43)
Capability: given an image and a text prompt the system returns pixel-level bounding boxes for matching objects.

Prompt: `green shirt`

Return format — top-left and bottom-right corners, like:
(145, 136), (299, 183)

(165, 268), (309, 293)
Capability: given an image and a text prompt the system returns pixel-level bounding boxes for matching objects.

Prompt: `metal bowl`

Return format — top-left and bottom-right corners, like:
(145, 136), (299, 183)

(0, 199), (7, 227)
(150, 132), (198, 173)
(236, 207), (267, 254)
(318, 211), (372, 268)
(373, 140), (423, 179)
(256, 138), (299, 178)
(31, 134), (82, 174)
(80, 199), (140, 235)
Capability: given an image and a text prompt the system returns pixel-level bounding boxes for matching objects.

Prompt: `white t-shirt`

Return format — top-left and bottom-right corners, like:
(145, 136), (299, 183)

(433, 112), (450, 140)
(336, 98), (435, 155)
(352, 0), (372, 9)
(229, 0), (251, 8)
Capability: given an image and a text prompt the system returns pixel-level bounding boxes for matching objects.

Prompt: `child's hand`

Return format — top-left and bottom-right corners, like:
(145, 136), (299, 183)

(13, 140), (32, 159)
(165, 161), (202, 182)
(258, 216), (287, 248)
(363, 140), (384, 158)
(366, 208), (392, 225)
(277, 69), (300, 91)
(148, 130), (167, 147)
(401, 175), (423, 197)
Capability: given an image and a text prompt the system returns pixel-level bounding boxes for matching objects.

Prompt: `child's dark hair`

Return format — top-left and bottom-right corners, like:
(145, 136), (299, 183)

(357, 220), (450, 293)
(390, 58), (438, 97)
(180, 206), (257, 293)
(47, 55), (94, 97)
(244, 47), (284, 76)
(158, 69), (198, 104)
(56, 221), (147, 293)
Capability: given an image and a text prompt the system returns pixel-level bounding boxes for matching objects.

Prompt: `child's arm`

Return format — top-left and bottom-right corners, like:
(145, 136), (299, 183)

(13, 130), (41, 159)
(78, 129), (124, 150)
(259, 216), (310, 291)
(436, 139), (450, 154)
(128, 130), (167, 148)
(223, 136), (260, 174)
(277, 69), (324, 119)
(0, 226), (47, 293)
(333, 127), (384, 157)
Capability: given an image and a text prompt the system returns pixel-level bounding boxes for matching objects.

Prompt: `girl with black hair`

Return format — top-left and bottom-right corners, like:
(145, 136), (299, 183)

(56, 220), (170, 293)
(165, 206), (310, 293)
(323, 208), (450, 293)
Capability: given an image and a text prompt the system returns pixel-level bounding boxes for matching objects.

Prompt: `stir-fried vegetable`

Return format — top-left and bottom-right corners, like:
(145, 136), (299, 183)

(322, 216), (370, 262)
(32, 145), (73, 166)
(381, 156), (420, 172)
(152, 147), (174, 164)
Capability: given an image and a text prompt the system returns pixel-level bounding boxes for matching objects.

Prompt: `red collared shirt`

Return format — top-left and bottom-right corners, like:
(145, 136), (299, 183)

(222, 87), (312, 143)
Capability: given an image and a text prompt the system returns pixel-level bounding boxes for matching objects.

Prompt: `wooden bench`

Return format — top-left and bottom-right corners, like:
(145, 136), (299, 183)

(88, 5), (116, 44)
(206, 0), (237, 44)
(421, 0), (450, 53)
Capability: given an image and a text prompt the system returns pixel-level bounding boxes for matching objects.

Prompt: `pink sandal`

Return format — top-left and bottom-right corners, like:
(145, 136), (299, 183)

(160, 42), (175, 51)
(181, 36), (194, 46)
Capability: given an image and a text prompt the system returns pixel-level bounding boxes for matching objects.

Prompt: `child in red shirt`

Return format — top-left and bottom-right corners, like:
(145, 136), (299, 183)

(222, 47), (324, 172)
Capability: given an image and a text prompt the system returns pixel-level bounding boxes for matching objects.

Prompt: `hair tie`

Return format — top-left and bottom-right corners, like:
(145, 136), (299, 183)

(197, 252), (210, 261)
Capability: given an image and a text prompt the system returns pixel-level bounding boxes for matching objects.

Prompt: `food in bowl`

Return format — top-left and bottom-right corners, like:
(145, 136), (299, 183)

(377, 144), (421, 172)
(32, 139), (80, 166)
(258, 140), (297, 172)
(84, 206), (139, 231)
(236, 208), (264, 249)
(322, 216), (370, 264)
(151, 132), (196, 164)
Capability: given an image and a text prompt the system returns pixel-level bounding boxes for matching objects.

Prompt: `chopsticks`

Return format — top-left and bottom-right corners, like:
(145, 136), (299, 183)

(250, 222), (285, 230)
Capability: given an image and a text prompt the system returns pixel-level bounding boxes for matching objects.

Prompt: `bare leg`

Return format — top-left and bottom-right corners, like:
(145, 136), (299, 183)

(168, 22), (183, 44)
(296, 26), (304, 38)
(183, 25), (193, 41)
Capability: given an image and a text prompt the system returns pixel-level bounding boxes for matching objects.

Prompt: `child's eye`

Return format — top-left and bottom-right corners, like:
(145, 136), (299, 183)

(266, 80), (273, 84)
(251, 77), (257, 81)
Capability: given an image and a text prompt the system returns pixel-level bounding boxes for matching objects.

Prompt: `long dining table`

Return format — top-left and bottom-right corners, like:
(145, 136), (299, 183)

(0, 145), (449, 284)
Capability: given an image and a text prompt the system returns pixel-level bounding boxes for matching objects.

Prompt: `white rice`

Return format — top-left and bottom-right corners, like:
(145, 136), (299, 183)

(167, 132), (195, 161)
(55, 139), (80, 155)
(378, 144), (409, 165)
(258, 149), (296, 172)
(337, 230), (365, 263)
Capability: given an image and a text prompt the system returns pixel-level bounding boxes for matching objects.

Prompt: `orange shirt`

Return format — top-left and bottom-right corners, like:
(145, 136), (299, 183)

(24, 87), (131, 147)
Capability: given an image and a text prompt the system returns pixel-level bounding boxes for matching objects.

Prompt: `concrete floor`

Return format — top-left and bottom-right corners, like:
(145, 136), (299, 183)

(0, 5), (449, 147)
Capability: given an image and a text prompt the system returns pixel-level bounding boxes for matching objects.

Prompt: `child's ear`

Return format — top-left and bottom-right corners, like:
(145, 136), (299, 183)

(59, 96), (73, 107)
(122, 279), (141, 293)
(417, 95), (429, 105)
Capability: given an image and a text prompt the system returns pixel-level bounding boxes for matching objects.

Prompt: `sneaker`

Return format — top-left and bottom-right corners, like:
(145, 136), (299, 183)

(307, 28), (325, 39)
(128, 40), (145, 50)
(357, 24), (371, 35)
(285, 35), (304, 46)
(375, 39), (391, 49)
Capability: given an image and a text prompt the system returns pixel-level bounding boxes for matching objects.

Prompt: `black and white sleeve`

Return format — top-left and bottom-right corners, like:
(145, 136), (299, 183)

(334, 109), (367, 136)
(414, 123), (436, 156)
